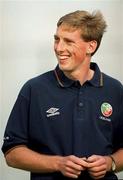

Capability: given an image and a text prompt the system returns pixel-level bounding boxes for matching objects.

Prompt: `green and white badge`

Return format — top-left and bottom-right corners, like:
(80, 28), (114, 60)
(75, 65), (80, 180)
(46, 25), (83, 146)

(101, 102), (113, 117)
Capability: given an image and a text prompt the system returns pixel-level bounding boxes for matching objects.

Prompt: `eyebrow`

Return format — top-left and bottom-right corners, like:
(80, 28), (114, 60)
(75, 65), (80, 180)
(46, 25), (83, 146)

(54, 34), (75, 43)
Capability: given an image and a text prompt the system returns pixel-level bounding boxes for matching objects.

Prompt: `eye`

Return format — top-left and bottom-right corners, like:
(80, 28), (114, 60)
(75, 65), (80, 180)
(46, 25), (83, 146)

(54, 35), (59, 43)
(65, 38), (74, 44)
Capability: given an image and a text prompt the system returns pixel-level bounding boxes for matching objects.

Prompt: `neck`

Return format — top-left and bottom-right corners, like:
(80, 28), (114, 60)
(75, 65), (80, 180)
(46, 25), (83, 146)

(64, 62), (94, 85)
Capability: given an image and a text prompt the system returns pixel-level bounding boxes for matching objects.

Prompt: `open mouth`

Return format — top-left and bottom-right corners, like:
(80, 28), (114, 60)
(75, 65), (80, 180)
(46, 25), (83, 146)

(57, 54), (70, 60)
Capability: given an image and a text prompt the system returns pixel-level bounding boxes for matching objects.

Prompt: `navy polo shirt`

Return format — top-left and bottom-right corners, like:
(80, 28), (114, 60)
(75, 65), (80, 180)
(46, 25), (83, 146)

(2, 62), (123, 180)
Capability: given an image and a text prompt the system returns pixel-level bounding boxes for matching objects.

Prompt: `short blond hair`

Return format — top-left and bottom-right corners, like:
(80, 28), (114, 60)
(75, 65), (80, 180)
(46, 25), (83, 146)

(57, 10), (107, 56)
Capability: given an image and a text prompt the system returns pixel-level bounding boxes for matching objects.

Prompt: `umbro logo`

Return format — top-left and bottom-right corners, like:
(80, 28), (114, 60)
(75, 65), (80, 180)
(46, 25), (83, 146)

(46, 107), (60, 117)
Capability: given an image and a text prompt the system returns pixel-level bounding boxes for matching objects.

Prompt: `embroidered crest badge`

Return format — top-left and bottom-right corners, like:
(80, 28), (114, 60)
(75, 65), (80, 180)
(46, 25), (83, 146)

(101, 102), (113, 117)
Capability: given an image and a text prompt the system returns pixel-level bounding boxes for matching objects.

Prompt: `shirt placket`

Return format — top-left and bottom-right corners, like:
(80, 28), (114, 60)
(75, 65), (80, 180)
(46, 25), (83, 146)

(73, 85), (86, 157)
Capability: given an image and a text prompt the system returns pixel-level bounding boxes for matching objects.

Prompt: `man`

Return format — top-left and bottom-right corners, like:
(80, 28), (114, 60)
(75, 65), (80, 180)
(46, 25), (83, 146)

(1, 10), (123, 179)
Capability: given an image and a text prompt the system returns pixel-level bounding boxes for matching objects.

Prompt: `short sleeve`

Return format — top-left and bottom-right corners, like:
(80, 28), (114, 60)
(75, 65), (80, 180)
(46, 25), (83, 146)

(1, 83), (30, 154)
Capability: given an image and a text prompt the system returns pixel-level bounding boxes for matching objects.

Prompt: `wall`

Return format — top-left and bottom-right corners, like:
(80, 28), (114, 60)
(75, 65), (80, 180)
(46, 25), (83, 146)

(0, 1), (3, 177)
(122, 0), (123, 83)
(0, 0), (123, 180)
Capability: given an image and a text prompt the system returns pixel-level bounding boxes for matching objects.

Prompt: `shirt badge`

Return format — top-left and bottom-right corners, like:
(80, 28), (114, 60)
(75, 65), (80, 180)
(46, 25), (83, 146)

(46, 107), (60, 117)
(101, 102), (113, 117)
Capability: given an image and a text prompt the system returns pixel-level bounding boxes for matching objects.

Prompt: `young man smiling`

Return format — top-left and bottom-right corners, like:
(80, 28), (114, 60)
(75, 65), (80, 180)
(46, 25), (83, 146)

(2, 10), (123, 180)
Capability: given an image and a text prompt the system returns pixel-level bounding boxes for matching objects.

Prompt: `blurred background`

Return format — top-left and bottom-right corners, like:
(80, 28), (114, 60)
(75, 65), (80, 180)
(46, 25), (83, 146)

(0, 0), (123, 179)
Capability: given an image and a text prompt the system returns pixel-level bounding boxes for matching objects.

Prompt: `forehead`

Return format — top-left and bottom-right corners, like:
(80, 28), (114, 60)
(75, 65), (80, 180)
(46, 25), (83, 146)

(56, 24), (82, 39)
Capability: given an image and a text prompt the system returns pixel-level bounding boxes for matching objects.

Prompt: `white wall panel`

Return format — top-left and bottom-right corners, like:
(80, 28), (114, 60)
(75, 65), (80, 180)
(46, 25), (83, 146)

(1, 1), (123, 180)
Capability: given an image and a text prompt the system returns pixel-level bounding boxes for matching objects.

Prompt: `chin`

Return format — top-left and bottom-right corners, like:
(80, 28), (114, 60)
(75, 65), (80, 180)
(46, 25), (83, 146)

(59, 64), (70, 71)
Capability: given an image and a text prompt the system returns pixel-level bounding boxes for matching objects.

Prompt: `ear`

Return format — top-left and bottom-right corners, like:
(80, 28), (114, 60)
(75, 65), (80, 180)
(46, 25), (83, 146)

(86, 40), (97, 55)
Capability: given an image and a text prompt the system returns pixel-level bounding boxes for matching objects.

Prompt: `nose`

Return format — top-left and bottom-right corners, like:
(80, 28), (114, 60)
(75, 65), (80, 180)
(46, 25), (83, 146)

(54, 40), (66, 53)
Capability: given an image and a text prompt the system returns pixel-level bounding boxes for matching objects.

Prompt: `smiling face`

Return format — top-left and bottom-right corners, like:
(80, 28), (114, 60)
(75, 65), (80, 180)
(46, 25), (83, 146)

(54, 24), (92, 74)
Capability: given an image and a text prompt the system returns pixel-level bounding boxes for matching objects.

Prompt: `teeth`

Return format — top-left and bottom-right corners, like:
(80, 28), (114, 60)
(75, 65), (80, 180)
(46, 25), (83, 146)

(58, 55), (69, 59)
(60, 56), (68, 59)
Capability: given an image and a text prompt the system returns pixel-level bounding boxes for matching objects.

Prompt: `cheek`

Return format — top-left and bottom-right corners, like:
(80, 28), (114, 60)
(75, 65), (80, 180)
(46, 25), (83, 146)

(72, 49), (84, 60)
(72, 44), (86, 57)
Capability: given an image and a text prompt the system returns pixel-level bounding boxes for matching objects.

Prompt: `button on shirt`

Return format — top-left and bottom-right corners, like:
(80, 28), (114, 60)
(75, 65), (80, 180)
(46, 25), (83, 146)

(2, 63), (123, 180)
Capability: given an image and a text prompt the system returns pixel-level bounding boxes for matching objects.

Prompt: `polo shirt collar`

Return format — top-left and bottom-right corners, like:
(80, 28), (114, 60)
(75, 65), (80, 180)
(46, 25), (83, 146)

(89, 63), (103, 87)
(54, 62), (103, 88)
